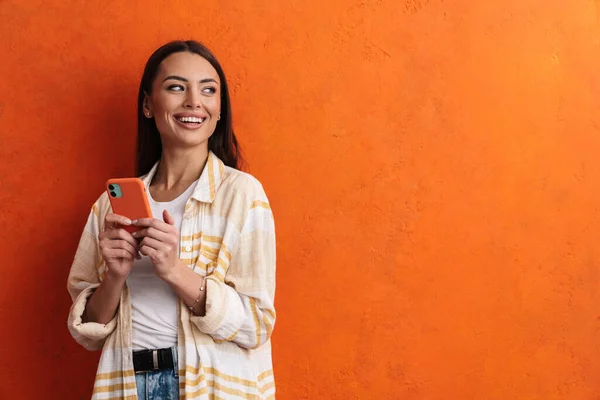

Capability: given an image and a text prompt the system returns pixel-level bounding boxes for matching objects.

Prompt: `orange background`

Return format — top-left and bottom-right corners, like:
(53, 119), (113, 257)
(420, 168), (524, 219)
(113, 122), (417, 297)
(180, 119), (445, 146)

(2, 1), (600, 399)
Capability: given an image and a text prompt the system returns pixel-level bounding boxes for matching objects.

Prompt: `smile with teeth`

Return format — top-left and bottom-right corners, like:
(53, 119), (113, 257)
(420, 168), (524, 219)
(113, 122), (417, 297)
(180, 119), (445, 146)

(176, 116), (205, 124)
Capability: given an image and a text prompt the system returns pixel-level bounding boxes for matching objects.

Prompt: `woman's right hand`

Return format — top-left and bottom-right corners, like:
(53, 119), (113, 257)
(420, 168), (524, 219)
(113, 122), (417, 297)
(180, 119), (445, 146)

(98, 213), (141, 280)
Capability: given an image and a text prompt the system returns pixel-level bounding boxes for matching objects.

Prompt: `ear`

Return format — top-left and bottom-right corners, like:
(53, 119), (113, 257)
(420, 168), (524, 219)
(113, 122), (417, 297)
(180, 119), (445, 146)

(142, 91), (153, 118)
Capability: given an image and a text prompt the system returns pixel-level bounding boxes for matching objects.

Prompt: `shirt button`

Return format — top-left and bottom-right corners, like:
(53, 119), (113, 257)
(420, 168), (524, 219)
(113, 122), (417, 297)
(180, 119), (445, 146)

(185, 246), (192, 252)
(183, 213), (192, 220)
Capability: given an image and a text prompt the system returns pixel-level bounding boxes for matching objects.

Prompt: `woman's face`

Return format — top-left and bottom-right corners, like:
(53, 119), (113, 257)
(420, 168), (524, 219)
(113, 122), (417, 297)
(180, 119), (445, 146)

(144, 52), (221, 151)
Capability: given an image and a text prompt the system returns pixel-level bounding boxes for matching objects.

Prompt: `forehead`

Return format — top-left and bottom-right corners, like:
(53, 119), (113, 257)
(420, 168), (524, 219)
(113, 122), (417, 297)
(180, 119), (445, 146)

(156, 52), (220, 83)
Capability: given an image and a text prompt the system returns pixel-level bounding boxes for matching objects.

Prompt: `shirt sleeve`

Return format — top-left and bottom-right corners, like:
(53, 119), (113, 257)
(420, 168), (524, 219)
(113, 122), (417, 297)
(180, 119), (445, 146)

(66, 196), (118, 351)
(191, 181), (276, 350)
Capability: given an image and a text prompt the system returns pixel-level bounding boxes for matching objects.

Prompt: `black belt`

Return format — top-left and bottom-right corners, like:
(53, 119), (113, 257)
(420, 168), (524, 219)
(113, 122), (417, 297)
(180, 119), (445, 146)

(133, 348), (174, 373)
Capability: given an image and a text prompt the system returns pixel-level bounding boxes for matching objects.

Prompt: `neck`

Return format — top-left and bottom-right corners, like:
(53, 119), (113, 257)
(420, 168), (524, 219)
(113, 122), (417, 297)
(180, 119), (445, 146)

(153, 145), (209, 190)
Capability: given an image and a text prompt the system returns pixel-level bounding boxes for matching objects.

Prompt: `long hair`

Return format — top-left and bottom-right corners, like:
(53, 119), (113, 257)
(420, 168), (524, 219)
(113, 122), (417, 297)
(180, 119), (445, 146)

(136, 40), (243, 176)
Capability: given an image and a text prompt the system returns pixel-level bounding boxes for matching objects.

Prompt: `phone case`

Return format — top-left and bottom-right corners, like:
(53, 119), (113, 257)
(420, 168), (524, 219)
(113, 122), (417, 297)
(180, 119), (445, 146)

(105, 178), (153, 233)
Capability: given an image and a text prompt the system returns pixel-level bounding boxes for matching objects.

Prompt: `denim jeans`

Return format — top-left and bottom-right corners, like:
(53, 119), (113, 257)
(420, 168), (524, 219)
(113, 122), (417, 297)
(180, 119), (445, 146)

(134, 347), (179, 400)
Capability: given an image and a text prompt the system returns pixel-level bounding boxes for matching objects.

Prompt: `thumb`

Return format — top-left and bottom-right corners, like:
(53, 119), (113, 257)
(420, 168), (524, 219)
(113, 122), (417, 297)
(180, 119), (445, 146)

(163, 209), (175, 226)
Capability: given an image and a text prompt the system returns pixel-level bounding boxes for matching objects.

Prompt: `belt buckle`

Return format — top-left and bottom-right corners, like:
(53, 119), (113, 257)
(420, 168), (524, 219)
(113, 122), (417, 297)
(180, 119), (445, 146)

(152, 349), (159, 371)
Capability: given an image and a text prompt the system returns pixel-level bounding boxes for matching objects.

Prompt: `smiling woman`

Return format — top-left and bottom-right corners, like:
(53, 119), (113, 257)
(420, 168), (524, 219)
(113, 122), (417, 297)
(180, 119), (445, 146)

(66, 41), (276, 400)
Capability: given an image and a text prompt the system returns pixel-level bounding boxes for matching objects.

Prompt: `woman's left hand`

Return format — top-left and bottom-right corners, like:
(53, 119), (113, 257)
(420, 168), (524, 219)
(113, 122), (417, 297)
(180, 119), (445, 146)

(132, 210), (181, 279)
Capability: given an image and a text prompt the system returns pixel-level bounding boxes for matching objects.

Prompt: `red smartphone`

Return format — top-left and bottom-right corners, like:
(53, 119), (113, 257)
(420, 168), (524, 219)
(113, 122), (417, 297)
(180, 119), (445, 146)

(106, 178), (153, 233)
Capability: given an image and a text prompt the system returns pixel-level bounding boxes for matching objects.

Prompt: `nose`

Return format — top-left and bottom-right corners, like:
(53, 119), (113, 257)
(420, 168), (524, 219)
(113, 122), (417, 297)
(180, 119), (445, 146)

(183, 89), (201, 109)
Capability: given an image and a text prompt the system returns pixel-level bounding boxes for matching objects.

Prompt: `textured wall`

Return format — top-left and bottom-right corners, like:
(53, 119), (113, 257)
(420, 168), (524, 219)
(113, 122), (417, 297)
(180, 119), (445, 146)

(2, 1), (600, 399)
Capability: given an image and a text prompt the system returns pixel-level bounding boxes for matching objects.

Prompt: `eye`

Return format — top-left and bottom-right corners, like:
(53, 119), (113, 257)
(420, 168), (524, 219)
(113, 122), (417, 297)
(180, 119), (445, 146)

(202, 86), (217, 94)
(167, 84), (184, 92)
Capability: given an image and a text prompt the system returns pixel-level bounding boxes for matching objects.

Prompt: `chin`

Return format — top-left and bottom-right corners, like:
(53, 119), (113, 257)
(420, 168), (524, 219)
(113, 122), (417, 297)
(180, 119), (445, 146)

(172, 134), (212, 149)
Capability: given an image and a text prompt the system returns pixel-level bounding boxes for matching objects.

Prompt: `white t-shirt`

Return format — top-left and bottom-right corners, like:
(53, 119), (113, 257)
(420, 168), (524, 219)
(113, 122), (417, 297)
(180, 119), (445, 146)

(127, 180), (198, 350)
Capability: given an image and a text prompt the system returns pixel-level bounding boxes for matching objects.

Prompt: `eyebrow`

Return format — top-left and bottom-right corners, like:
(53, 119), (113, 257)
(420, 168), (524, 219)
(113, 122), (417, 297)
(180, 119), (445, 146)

(163, 75), (218, 84)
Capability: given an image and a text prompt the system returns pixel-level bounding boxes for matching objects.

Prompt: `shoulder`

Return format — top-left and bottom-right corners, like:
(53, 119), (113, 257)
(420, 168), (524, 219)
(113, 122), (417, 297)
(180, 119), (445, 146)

(218, 168), (274, 233)
(93, 190), (111, 212)
(88, 191), (111, 225)
(221, 166), (269, 202)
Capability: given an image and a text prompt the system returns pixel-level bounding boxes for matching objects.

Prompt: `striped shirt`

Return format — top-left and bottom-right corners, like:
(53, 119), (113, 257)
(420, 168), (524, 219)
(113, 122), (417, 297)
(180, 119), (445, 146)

(67, 152), (276, 399)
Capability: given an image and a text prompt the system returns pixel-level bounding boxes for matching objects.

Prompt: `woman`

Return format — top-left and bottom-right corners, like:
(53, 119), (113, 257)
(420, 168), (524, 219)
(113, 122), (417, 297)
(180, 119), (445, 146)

(67, 40), (276, 400)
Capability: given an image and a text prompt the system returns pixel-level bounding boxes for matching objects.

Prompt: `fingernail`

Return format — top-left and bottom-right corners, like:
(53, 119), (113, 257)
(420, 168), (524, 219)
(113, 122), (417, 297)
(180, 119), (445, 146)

(131, 220), (138, 225)
(124, 219), (132, 225)
(132, 231), (138, 237)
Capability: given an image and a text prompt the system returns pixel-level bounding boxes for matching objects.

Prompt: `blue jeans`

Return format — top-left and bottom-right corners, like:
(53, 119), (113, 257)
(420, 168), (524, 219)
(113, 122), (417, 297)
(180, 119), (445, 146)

(134, 347), (179, 400)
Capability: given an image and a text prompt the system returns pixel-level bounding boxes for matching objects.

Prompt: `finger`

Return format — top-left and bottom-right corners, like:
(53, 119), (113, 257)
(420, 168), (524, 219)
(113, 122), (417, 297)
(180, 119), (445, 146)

(105, 239), (139, 259)
(105, 213), (133, 228)
(132, 226), (171, 242)
(132, 218), (174, 234)
(101, 239), (138, 259)
(139, 236), (164, 252)
(103, 228), (139, 249)
(104, 248), (134, 261)
(163, 209), (175, 226)
(139, 245), (157, 260)
(131, 217), (155, 227)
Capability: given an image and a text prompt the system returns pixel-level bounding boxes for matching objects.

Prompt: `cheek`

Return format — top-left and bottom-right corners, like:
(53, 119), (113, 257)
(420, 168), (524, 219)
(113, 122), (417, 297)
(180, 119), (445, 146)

(151, 94), (177, 114)
(206, 97), (221, 113)
(151, 100), (176, 131)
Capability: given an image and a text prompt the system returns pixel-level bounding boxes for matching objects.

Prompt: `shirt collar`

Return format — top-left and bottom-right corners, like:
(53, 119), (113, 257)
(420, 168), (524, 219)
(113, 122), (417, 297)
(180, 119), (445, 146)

(141, 151), (226, 204)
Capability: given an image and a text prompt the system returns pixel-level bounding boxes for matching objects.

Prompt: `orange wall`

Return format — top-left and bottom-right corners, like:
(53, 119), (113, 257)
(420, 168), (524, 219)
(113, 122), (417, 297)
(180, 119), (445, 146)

(2, 1), (600, 399)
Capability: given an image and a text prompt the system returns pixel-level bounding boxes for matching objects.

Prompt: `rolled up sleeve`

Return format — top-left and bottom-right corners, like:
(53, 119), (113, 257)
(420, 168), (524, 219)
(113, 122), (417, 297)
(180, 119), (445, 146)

(191, 185), (276, 350)
(66, 198), (117, 351)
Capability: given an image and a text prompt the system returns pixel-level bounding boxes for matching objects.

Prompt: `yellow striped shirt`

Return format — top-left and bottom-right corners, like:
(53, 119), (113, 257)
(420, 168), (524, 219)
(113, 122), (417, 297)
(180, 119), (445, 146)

(67, 152), (276, 399)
